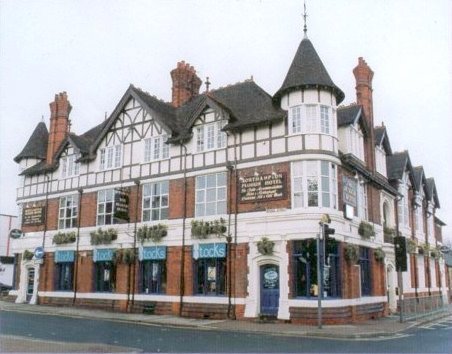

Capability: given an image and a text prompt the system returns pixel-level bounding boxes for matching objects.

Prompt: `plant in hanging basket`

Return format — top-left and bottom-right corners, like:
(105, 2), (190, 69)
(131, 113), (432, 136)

(137, 224), (168, 243)
(90, 228), (118, 245)
(344, 244), (359, 264)
(257, 237), (275, 256)
(114, 248), (136, 265)
(374, 247), (385, 262)
(191, 218), (227, 239)
(406, 239), (418, 254)
(383, 226), (395, 244)
(23, 249), (34, 261)
(358, 221), (375, 240)
(52, 231), (77, 245)
(430, 248), (439, 259)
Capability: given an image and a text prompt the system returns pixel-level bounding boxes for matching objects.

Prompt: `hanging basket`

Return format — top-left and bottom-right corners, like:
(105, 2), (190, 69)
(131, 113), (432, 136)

(257, 237), (275, 256)
(344, 244), (359, 264)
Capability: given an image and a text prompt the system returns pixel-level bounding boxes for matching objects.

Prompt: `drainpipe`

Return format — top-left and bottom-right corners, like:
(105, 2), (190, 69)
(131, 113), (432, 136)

(130, 179), (140, 311)
(73, 188), (83, 305)
(179, 143), (188, 316)
(226, 159), (234, 318)
(39, 173), (51, 302)
(233, 132), (239, 320)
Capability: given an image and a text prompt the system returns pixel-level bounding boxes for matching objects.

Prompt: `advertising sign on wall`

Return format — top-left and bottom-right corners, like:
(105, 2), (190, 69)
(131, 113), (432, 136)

(342, 176), (358, 207)
(114, 188), (130, 223)
(239, 173), (287, 203)
(22, 206), (45, 226)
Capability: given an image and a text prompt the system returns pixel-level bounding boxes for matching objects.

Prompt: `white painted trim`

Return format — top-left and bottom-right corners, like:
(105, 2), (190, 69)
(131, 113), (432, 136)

(288, 296), (386, 308)
(183, 296), (246, 305)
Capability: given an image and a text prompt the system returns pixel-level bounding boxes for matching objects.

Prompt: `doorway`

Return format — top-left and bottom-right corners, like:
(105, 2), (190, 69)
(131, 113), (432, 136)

(26, 268), (35, 303)
(260, 264), (279, 317)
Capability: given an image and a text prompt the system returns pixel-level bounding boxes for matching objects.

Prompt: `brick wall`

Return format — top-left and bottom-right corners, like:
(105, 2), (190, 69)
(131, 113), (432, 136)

(76, 252), (94, 293)
(80, 192), (96, 227)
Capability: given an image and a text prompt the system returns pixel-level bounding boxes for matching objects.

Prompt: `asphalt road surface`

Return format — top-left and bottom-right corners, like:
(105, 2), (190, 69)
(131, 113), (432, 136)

(0, 310), (451, 353)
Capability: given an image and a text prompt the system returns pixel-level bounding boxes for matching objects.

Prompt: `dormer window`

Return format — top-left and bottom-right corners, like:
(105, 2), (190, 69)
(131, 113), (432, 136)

(195, 121), (226, 153)
(375, 145), (387, 176)
(100, 145), (122, 170)
(289, 104), (333, 135)
(144, 134), (169, 162)
(61, 154), (80, 178)
(398, 174), (410, 228)
(348, 125), (364, 161)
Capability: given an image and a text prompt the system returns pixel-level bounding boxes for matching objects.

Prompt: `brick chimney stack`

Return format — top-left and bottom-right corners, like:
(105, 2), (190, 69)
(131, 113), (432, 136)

(170, 61), (202, 108)
(353, 57), (376, 171)
(47, 92), (72, 163)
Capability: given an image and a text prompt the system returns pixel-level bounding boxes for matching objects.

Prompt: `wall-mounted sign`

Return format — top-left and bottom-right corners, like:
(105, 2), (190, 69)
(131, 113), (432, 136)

(9, 229), (23, 239)
(239, 173), (287, 203)
(192, 243), (226, 260)
(22, 206), (45, 226)
(55, 250), (75, 263)
(342, 176), (357, 208)
(93, 249), (114, 262)
(114, 188), (129, 223)
(139, 246), (166, 261)
(34, 247), (44, 260)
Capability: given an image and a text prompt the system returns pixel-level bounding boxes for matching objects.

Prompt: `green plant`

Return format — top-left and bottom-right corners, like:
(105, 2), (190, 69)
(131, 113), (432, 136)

(374, 247), (385, 262)
(406, 239), (418, 254)
(137, 224), (168, 243)
(430, 248), (439, 259)
(52, 231), (76, 245)
(114, 248), (136, 265)
(90, 228), (118, 245)
(383, 226), (395, 243)
(358, 221), (375, 240)
(257, 237), (275, 256)
(23, 250), (34, 261)
(344, 244), (359, 264)
(418, 243), (429, 255)
(191, 218), (227, 239)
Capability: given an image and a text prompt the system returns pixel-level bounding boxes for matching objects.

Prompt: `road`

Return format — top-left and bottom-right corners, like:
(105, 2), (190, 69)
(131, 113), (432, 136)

(0, 310), (451, 353)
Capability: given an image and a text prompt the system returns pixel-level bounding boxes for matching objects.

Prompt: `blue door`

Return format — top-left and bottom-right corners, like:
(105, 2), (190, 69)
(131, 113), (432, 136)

(260, 264), (279, 316)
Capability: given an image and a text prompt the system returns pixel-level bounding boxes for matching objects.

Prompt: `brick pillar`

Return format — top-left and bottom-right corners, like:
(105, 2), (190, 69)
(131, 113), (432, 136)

(170, 61), (202, 108)
(353, 57), (376, 171)
(47, 92), (71, 163)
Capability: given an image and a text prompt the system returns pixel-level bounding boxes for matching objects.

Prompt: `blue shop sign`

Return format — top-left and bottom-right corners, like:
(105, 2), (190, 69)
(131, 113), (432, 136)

(193, 243), (226, 260)
(93, 249), (114, 262)
(139, 246), (166, 261)
(55, 250), (75, 263)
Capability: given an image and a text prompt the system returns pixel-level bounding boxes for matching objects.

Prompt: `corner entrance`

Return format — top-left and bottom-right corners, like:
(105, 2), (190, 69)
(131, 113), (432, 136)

(260, 264), (279, 316)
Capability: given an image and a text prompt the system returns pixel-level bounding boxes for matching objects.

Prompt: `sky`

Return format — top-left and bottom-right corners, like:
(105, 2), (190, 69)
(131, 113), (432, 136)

(0, 0), (451, 240)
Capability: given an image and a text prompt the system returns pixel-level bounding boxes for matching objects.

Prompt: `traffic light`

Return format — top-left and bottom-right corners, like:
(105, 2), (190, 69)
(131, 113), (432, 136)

(323, 224), (335, 242)
(394, 236), (407, 272)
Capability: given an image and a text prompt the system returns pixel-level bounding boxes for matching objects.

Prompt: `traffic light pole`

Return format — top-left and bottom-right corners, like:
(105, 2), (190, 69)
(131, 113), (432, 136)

(317, 224), (323, 329)
(398, 270), (404, 323)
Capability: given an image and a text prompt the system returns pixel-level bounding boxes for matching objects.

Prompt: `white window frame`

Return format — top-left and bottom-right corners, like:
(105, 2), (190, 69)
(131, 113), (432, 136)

(61, 154), (80, 179)
(289, 104), (333, 135)
(142, 181), (169, 222)
(144, 134), (169, 162)
(58, 195), (78, 229)
(99, 145), (122, 171)
(398, 175), (410, 229)
(292, 160), (337, 209)
(357, 182), (368, 220)
(348, 125), (364, 161)
(375, 145), (387, 177)
(97, 189), (115, 226)
(194, 121), (227, 153)
(195, 172), (227, 217)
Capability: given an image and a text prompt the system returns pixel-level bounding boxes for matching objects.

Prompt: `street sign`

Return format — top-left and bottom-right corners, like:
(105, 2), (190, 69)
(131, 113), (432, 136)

(34, 247), (44, 260)
(9, 229), (22, 239)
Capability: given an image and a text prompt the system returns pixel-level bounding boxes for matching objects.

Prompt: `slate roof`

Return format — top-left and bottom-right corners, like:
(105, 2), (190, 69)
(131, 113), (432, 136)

(412, 166), (426, 192)
(337, 104), (368, 134)
(386, 151), (412, 181)
(14, 122), (49, 163)
(274, 38), (344, 104)
(374, 126), (392, 155)
(426, 178), (440, 208)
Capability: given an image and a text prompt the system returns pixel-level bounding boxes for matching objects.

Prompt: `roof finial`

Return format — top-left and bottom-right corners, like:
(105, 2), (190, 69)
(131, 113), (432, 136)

(41, 115), (44, 122)
(303, 0), (308, 38)
(205, 76), (211, 92)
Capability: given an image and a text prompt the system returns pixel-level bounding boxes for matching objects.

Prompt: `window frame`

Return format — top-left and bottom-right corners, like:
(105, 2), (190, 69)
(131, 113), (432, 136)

(54, 262), (74, 291)
(195, 172), (227, 217)
(97, 189), (115, 226)
(58, 195), (78, 229)
(141, 260), (167, 294)
(289, 104), (334, 135)
(61, 154), (80, 179)
(94, 261), (116, 293)
(144, 134), (169, 162)
(194, 257), (227, 296)
(99, 145), (122, 171)
(359, 247), (372, 296)
(142, 181), (169, 222)
(194, 121), (227, 153)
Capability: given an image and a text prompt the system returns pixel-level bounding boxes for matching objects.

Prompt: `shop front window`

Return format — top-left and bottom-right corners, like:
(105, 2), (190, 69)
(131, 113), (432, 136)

(94, 261), (115, 292)
(141, 260), (166, 294)
(359, 247), (372, 296)
(55, 263), (73, 291)
(195, 258), (226, 296)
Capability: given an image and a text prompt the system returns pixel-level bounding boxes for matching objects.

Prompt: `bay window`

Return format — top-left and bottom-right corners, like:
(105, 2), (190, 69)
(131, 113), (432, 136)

(289, 104), (333, 135)
(292, 160), (337, 209)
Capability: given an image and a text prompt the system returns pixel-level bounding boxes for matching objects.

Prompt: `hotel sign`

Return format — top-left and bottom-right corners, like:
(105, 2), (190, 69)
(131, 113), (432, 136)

(342, 176), (358, 207)
(22, 206), (45, 226)
(239, 173), (286, 203)
(114, 188), (129, 223)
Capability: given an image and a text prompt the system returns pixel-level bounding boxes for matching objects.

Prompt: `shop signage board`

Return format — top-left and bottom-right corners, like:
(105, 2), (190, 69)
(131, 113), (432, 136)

(192, 243), (226, 260)
(22, 206), (45, 226)
(93, 249), (114, 262)
(9, 229), (23, 239)
(55, 250), (75, 263)
(139, 246), (166, 261)
(114, 188), (130, 223)
(239, 172), (287, 203)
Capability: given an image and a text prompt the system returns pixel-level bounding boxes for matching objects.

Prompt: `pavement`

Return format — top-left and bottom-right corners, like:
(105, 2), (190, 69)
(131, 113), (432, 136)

(0, 300), (451, 340)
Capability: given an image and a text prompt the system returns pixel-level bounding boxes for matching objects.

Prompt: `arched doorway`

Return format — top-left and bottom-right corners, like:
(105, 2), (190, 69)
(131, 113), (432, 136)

(386, 263), (397, 312)
(260, 264), (279, 316)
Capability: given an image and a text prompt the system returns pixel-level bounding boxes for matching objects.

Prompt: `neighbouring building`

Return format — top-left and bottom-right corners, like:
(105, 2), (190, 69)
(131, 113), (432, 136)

(0, 214), (18, 288)
(7, 24), (448, 323)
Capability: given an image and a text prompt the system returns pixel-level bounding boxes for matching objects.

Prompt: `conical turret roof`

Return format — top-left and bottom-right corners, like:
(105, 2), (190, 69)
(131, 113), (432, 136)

(14, 122), (48, 163)
(274, 38), (344, 104)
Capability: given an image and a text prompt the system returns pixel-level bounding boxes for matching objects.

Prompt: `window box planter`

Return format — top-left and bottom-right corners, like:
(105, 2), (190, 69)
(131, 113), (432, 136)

(383, 227), (395, 244)
(23, 250), (34, 261)
(90, 228), (118, 245)
(191, 218), (227, 239)
(358, 221), (375, 240)
(52, 231), (76, 245)
(344, 244), (359, 264)
(257, 237), (275, 256)
(374, 247), (385, 262)
(137, 224), (168, 243)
